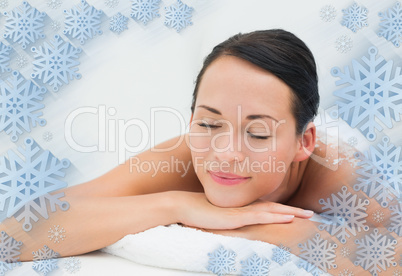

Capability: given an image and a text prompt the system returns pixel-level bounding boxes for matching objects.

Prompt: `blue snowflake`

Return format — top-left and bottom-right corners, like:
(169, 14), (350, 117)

(46, 0), (62, 9)
(63, 0), (103, 45)
(0, 0), (8, 9)
(283, 272), (295, 276)
(378, 2), (402, 47)
(164, 0), (193, 33)
(207, 246), (236, 276)
(105, 0), (119, 9)
(318, 186), (369, 244)
(330, 46), (402, 141)
(354, 136), (402, 207)
(0, 231), (23, 275)
(0, 137), (70, 231)
(272, 244), (291, 266)
(389, 201), (402, 236)
(0, 42), (11, 74)
(64, 257), (81, 274)
(31, 34), (82, 92)
(110, 12), (128, 34)
(240, 253), (269, 276)
(130, 0), (161, 25)
(32, 245), (59, 276)
(0, 71), (47, 142)
(320, 5), (337, 22)
(354, 228), (397, 276)
(298, 233), (337, 276)
(341, 2), (368, 33)
(3, 1), (46, 49)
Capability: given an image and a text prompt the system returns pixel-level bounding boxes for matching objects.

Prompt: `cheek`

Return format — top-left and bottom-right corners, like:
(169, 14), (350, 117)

(189, 135), (211, 159)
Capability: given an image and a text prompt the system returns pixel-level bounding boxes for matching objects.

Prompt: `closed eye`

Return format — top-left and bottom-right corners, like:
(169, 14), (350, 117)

(247, 131), (270, 140)
(197, 123), (221, 129)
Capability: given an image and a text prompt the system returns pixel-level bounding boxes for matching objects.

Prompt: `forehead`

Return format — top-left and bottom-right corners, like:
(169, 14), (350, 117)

(196, 55), (293, 119)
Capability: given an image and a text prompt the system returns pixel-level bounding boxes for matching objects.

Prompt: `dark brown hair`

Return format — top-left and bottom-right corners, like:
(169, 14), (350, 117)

(191, 29), (319, 134)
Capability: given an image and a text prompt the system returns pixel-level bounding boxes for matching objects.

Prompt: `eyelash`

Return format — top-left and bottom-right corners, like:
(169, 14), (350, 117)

(197, 123), (270, 140)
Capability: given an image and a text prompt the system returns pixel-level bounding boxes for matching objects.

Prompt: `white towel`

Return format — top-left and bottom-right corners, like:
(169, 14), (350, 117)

(101, 224), (331, 275)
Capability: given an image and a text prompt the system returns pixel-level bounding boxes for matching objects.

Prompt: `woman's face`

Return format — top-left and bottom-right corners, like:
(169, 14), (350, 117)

(189, 55), (302, 207)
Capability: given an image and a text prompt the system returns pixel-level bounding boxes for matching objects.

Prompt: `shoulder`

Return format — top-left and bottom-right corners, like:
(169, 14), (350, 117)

(286, 135), (359, 211)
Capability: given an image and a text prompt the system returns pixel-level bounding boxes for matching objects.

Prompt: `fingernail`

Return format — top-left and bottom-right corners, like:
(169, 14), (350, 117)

(303, 210), (314, 216)
(283, 215), (294, 220)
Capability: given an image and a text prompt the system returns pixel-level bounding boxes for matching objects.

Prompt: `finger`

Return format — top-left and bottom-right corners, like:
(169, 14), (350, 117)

(243, 212), (295, 225)
(252, 202), (314, 218)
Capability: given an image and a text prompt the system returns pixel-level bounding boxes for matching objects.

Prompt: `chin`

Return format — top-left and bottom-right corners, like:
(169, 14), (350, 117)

(205, 191), (253, 208)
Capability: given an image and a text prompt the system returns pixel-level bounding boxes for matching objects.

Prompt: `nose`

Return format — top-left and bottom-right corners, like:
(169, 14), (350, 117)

(212, 132), (245, 163)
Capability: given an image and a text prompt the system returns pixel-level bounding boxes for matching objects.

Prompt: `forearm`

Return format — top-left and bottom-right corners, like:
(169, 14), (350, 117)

(1, 192), (178, 261)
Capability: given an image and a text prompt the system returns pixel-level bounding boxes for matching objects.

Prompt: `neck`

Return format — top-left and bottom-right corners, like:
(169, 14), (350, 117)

(258, 160), (304, 203)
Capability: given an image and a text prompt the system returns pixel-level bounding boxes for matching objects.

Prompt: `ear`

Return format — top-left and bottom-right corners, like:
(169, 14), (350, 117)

(293, 122), (316, 162)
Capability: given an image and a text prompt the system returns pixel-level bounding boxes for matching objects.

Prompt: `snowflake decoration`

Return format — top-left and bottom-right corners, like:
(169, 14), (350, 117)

(50, 20), (61, 32)
(63, 0), (103, 45)
(43, 131), (53, 142)
(240, 253), (270, 276)
(347, 136), (358, 147)
(389, 202), (402, 236)
(394, 270), (402, 276)
(207, 246), (236, 276)
(341, 2), (368, 33)
(331, 46), (402, 141)
(335, 35), (353, 53)
(283, 272), (295, 276)
(64, 257), (81, 274)
(272, 244), (291, 266)
(372, 210), (385, 224)
(48, 225), (66, 243)
(0, 231), (23, 275)
(164, 0), (193, 32)
(130, 0), (161, 25)
(31, 34), (82, 92)
(340, 246), (350, 258)
(378, 2), (402, 47)
(0, 71), (47, 142)
(3, 2), (46, 49)
(16, 54), (28, 68)
(32, 245), (59, 276)
(338, 268), (354, 276)
(0, 137), (70, 231)
(46, 0), (62, 9)
(318, 186), (369, 244)
(298, 233), (337, 275)
(0, 42), (11, 74)
(110, 12), (128, 34)
(354, 228), (397, 276)
(105, 0), (119, 8)
(320, 5), (337, 22)
(0, 0), (8, 9)
(354, 136), (402, 207)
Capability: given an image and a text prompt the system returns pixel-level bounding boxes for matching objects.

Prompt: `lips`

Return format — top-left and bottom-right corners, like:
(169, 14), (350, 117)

(208, 170), (251, 186)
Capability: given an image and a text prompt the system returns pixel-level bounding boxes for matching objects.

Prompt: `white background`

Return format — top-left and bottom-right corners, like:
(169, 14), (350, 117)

(0, 0), (401, 186)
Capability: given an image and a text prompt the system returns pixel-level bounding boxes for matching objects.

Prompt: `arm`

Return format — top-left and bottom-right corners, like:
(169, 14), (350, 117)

(3, 190), (312, 262)
(4, 192), (178, 261)
(61, 134), (203, 198)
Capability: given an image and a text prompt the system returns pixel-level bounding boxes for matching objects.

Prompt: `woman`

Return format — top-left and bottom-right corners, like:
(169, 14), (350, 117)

(3, 30), (381, 274)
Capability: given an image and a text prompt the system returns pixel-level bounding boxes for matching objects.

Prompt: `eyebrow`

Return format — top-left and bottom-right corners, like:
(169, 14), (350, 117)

(197, 105), (279, 122)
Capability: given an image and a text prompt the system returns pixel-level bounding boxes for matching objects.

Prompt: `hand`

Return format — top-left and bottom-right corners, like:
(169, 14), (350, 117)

(171, 192), (314, 230)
